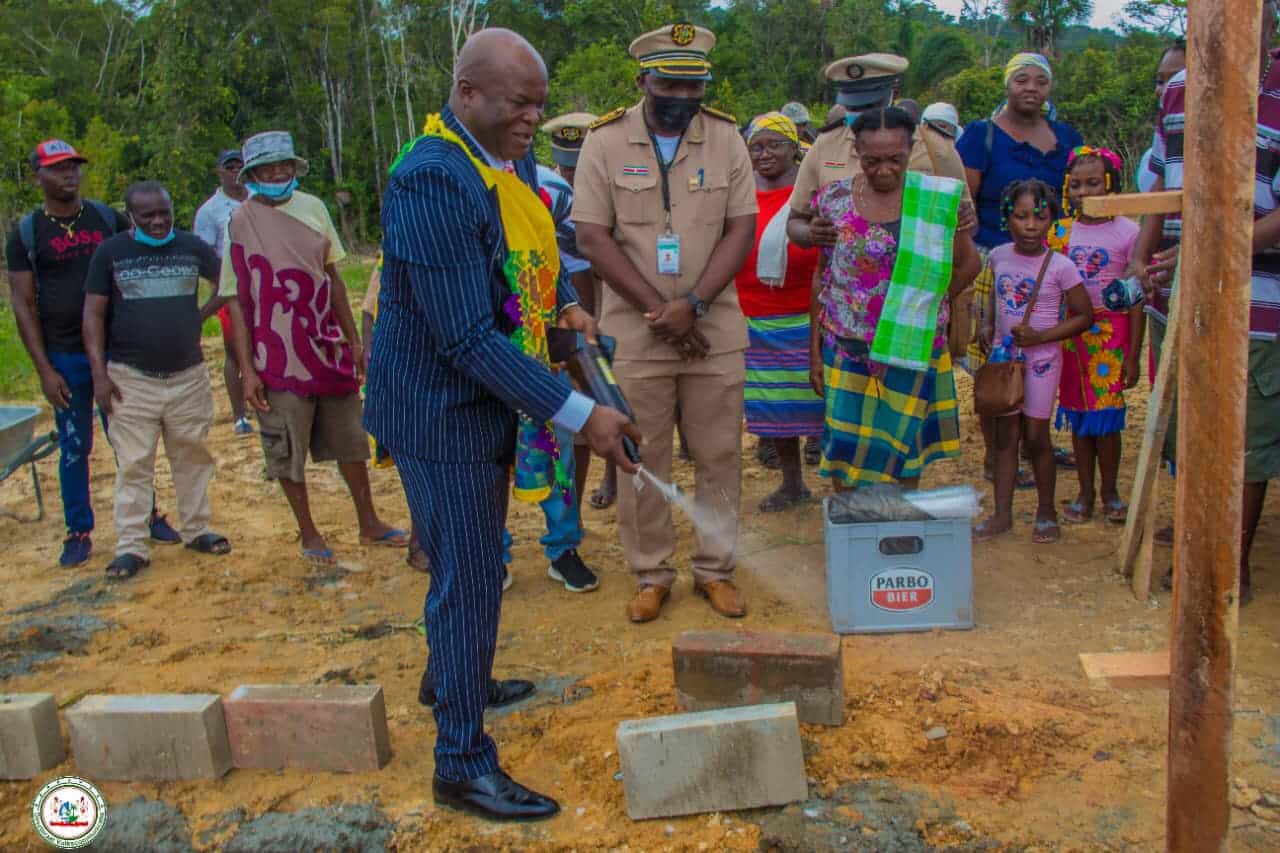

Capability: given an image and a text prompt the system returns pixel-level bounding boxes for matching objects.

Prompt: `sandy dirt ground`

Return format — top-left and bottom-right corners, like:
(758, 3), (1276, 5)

(0, 340), (1277, 851)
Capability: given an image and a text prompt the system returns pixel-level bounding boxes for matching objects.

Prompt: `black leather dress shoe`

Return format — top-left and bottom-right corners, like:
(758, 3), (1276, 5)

(433, 769), (560, 822)
(418, 672), (536, 708)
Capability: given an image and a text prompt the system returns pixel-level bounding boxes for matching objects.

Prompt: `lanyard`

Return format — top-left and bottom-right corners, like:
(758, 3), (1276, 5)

(647, 128), (685, 229)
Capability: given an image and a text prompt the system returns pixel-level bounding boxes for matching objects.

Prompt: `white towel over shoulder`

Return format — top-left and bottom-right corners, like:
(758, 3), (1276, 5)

(755, 202), (791, 288)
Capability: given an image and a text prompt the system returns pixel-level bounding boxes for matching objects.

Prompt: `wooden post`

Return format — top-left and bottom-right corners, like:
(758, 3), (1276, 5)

(1167, 2), (1259, 849)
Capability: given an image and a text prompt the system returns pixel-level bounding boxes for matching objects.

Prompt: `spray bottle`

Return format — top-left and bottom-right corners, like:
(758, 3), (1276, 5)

(548, 329), (643, 465)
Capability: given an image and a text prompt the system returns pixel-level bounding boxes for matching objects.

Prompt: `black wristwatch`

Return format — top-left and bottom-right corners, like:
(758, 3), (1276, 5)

(685, 292), (709, 318)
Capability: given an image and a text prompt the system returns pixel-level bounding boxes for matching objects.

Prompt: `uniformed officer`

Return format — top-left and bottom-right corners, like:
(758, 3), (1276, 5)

(786, 53), (972, 249)
(542, 112), (596, 188)
(573, 22), (757, 624)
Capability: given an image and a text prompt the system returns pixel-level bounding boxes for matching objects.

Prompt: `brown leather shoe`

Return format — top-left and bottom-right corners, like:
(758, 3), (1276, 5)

(627, 584), (670, 623)
(695, 580), (747, 618)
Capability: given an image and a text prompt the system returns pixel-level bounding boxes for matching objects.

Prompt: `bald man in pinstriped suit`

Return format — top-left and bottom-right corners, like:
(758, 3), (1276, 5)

(364, 29), (639, 822)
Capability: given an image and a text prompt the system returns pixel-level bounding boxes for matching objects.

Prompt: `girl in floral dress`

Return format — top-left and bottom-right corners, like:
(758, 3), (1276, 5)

(1048, 148), (1142, 524)
(808, 108), (979, 489)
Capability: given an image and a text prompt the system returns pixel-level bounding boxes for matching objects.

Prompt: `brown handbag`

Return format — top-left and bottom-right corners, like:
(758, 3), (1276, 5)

(973, 250), (1053, 417)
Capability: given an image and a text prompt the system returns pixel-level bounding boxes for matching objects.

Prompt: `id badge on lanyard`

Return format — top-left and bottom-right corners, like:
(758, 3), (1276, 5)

(657, 228), (681, 275)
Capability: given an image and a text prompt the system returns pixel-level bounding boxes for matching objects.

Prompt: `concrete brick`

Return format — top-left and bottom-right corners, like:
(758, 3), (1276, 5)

(0, 693), (64, 779)
(616, 702), (808, 819)
(65, 694), (230, 780)
(224, 685), (391, 772)
(673, 630), (844, 725)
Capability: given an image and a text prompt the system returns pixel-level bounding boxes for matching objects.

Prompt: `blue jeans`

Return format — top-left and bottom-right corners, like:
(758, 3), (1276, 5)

(502, 422), (583, 564)
(48, 351), (98, 534)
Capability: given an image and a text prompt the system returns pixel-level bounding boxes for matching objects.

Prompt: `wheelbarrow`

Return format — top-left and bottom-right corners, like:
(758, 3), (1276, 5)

(0, 405), (59, 523)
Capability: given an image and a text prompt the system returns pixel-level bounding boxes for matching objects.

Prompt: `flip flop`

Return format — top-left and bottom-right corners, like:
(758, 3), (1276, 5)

(1060, 500), (1093, 524)
(360, 528), (410, 547)
(972, 520), (1013, 542)
(589, 485), (616, 510)
(759, 487), (813, 513)
(185, 533), (232, 555)
(1032, 518), (1062, 544)
(302, 547), (337, 567)
(1103, 500), (1129, 524)
(1054, 447), (1077, 470)
(1015, 468), (1036, 490)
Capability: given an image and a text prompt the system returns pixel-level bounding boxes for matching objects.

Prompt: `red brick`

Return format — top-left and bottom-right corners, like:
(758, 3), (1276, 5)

(673, 630), (844, 725)
(65, 694), (230, 780)
(224, 685), (391, 772)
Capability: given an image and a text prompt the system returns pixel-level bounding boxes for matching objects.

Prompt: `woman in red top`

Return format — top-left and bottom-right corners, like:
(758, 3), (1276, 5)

(736, 112), (824, 511)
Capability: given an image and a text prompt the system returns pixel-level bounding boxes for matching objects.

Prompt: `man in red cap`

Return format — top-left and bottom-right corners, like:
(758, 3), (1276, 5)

(5, 140), (179, 567)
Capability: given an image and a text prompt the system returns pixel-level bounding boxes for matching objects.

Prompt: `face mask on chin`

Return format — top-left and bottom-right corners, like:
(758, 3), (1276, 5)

(133, 227), (175, 248)
(650, 95), (703, 134)
(246, 177), (299, 201)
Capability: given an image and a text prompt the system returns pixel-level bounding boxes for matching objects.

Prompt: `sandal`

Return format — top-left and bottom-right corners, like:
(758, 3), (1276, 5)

(1032, 518), (1062, 544)
(988, 468), (1036, 490)
(302, 547), (337, 567)
(757, 440), (781, 470)
(759, 486), (812, 513)
(105, 553), (149, 581)
(360, 528), (410, 547)
(589, 482), (616, 510)
(804, 436), (821, 467)
(185, 533), (231, 555)
(1103, 499), (1129, 524)
(1054, 447), (1077, 470)
(972, 519), (1013, 542)
(1061, 500), (1093, 524)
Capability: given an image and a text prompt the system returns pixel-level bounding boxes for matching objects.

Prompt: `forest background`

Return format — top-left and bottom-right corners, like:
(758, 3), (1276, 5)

(0, 0), (1188, 248)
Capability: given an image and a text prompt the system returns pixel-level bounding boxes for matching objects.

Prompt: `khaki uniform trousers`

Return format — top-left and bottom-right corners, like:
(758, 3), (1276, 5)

(614, 351), (745, 587)
(106, 362), (215, 559)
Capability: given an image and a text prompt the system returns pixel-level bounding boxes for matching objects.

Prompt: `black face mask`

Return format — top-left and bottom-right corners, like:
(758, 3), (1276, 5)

(650, 95), (702, 133)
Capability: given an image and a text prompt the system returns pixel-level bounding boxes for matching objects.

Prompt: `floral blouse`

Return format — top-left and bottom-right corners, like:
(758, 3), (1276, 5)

(814, 178), (950, 359)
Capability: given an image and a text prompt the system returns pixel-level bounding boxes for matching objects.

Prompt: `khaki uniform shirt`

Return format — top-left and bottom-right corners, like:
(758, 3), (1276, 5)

(788, 124), (972, 214)
(571, 103), (757, 361)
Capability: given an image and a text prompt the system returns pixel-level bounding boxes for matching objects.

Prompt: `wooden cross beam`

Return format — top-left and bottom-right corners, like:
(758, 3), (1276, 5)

(1081, 190), (1183, 218)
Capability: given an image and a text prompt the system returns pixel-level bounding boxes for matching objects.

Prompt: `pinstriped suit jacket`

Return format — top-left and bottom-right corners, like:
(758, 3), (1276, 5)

(364, 107), (578, 462)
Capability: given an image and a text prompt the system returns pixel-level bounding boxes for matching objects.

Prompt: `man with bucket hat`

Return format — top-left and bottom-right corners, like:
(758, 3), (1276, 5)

(6, 139), (180, 567)
(220, 130), (407, 566)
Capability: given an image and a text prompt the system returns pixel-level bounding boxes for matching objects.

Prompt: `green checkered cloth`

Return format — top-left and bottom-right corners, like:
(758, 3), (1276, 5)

(869, 171), (963, 371)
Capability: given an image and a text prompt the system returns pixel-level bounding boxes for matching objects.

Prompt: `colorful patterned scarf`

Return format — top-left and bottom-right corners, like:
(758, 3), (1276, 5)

(392, 115), (570, 504)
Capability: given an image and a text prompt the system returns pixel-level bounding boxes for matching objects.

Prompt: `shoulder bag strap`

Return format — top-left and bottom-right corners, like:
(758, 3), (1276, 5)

(1020, 250), (1055, 325)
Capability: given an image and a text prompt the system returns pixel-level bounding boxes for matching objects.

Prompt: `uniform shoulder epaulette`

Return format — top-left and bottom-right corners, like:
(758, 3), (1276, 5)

(699, 105), (736, 124)
(590, 108), (626, 130)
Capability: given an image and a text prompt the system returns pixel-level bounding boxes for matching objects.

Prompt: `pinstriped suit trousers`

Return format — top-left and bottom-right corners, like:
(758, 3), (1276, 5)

(393, 453), (508, 782)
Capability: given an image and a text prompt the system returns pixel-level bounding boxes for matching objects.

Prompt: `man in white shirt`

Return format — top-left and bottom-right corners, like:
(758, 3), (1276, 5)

(193, 148), (251, 436)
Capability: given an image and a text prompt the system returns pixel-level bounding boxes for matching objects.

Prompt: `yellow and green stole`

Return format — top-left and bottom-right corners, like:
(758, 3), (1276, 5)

(392, 114), (570, 503)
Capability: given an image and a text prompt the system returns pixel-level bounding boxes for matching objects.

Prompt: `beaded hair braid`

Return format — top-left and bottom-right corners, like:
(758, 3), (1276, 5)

(999, 178), (1062, 233)
(1061, 145), (1124, 219)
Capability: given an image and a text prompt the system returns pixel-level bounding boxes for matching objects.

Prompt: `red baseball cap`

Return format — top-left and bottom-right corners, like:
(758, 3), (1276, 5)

(30, 139), (88, 170)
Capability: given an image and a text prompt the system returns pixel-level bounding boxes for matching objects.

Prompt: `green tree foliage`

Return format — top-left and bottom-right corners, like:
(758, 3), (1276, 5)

(0, 0), (1178, 243)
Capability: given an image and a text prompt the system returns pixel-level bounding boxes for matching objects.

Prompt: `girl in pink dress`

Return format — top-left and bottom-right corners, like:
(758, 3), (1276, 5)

(1048, 148), (1142, 524)
(976, 179), (1093, 543)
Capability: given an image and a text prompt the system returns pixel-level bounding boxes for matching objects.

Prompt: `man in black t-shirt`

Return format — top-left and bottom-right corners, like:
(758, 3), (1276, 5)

(4, 140), (179, 567)
(83, 181), (232, 580)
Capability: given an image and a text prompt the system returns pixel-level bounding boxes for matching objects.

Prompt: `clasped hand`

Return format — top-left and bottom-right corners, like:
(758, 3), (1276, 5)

(645, 298), (710, 359)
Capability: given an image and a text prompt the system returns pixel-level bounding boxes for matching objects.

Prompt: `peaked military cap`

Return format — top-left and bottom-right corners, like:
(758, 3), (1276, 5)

(541, 112), (598, 168)
(629, 23), (716, 81)
(824, 53), (909, 109)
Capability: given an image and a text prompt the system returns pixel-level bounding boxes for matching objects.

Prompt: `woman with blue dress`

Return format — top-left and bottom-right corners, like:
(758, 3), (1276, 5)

(957, 52), (1083, 486)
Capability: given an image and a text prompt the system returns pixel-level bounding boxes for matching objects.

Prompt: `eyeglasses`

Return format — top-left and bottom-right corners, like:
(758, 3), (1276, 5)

(748, 139), (795, 157)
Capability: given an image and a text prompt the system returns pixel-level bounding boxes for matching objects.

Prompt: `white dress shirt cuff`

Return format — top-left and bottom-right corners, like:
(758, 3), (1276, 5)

(552, 390), (595, 434)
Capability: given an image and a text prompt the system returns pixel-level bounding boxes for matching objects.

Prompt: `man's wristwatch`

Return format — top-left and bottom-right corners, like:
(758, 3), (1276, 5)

(685, 292), (709, 318)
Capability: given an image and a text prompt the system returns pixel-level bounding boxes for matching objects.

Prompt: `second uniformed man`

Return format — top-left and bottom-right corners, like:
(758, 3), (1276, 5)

(573, 22), (757, 623)
(786, 53), (972, 249)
